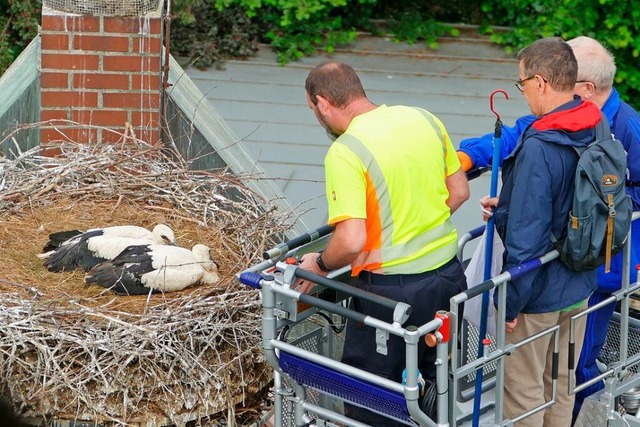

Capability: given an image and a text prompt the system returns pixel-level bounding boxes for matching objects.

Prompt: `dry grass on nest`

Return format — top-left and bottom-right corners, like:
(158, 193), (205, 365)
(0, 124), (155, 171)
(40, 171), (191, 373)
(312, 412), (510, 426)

(0, 137), (295, 426)
(1, 198), (228, 304)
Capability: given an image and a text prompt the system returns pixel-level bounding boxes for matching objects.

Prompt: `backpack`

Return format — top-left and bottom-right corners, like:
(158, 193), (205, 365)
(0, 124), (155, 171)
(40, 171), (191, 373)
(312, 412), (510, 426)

(552, 114), (632, 272)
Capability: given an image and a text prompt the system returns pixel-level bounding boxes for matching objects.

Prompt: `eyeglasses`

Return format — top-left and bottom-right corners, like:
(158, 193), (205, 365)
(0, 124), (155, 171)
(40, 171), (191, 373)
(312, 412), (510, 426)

(576, 80), (597, 90)
(515, 75), (548, 93)
(515, 75), (536, 92)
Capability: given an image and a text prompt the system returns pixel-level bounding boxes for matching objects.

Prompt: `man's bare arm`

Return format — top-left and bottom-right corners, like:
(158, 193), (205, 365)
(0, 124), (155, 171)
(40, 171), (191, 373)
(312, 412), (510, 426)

(446, 168), (470, 213)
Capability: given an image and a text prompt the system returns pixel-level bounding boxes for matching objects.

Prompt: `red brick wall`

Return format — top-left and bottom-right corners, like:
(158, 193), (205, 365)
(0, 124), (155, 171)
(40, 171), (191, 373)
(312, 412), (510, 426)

(40, 12), (162, 148)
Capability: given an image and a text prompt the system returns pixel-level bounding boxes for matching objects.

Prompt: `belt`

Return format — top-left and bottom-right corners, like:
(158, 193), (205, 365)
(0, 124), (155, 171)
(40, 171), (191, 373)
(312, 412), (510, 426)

(358, 257), (456, 286)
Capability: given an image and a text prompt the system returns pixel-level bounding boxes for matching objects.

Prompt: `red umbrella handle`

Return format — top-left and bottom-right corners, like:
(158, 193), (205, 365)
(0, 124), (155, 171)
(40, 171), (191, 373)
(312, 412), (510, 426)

(490, 89), (509, 121)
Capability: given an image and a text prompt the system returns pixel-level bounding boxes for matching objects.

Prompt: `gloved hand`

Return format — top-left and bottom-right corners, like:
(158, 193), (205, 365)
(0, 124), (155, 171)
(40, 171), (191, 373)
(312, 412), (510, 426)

(457, 151), (473, 172)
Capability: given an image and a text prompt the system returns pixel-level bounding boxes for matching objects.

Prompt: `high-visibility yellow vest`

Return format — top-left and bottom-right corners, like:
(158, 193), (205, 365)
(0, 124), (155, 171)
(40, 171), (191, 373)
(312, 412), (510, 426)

(325, 105), (460, 275)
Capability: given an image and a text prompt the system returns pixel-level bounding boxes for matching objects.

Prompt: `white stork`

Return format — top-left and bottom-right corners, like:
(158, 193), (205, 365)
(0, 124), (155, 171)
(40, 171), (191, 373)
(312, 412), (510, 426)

(84, 243), (220, 295)
(39, 224), (177, 272)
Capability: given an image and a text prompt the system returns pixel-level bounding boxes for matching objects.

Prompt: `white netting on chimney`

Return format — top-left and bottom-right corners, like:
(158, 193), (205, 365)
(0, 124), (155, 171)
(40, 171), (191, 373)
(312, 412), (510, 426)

(43, 0), (163, 16)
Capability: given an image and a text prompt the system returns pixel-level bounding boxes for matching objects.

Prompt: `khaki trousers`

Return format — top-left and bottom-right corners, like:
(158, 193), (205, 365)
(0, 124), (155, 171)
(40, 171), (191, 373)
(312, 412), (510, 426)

(502, 303), (587, 427)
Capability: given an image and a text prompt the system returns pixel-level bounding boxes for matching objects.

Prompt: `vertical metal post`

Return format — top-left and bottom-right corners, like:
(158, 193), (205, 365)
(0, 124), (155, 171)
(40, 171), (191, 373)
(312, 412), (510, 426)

(436, 338), (450, 425)
(261, 281), (284, 424)
(494, 276), (508, 424)
(160, 0), (172, 131)
(432, 311), (448, 425)
(447, 303), (460, 425)
(273, 371), (285, 426)
(404, 325), (425, 425)
(620, 220), (633, 366)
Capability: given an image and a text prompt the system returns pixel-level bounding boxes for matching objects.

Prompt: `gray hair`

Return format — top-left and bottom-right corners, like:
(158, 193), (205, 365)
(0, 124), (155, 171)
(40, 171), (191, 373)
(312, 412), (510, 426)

(567, 36), (616, 92)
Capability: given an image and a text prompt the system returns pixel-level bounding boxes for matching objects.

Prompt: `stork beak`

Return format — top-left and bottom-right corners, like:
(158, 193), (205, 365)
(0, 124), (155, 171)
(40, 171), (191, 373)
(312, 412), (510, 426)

(163, 237), (178, 246)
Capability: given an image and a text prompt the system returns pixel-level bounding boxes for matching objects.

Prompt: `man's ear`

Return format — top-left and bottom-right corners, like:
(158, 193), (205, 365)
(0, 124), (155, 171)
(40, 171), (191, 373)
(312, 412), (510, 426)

(584, 81), (597, 97)
(315, 95), (331, 114)
(536, 75), (546, 94)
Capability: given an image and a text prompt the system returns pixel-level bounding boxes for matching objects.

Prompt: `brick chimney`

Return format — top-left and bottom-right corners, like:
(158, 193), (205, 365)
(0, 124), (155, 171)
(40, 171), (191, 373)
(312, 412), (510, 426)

(40, 1), (163, 153)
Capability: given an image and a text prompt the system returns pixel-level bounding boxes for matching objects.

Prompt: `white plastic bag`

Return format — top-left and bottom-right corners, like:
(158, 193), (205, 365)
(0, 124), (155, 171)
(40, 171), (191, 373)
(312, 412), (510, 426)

(463, 228), (504, 337)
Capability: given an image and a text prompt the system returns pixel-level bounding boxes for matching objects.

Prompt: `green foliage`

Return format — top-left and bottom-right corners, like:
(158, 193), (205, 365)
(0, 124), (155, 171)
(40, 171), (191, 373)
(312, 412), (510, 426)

(0, 0), (40, 74)
(361, 1), (468, 48)
(171, 1), (260, 69)
(387, 11), (458, 49)
(3, 0), (638, 112)
(171, 0), (461, 66)
(264, 15), (358, 64)
(214, 0), (363, 64)
(478, 0), (640, 109)
(171, 0), (202, 25)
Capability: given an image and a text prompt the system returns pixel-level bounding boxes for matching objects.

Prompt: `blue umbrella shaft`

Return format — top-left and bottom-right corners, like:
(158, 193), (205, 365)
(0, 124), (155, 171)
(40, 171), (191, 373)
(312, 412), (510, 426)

(473, 126), (502, 426)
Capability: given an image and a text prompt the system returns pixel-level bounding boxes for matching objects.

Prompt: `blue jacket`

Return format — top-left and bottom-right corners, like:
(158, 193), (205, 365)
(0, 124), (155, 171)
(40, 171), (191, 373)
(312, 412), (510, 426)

(461, 88), (640, 292)
(493, 97), (599, 321)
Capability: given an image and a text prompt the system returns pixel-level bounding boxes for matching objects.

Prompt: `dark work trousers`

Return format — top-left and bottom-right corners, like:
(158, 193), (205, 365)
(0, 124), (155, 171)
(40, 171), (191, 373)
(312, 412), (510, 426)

(341, 256), (467, 426)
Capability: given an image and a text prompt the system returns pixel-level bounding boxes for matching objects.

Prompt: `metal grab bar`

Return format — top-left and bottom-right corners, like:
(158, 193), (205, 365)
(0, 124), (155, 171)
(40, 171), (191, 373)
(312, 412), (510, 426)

(293, 266), (412, 325)
(252, 271), (449, 427)
(450, 246), (560, 425)
(458, 249), (559, 303)
(239, 263), (412, 327)
(262, 224), (334, 260)
(238, 210), (640, 426)
(457, 224), (486, 262)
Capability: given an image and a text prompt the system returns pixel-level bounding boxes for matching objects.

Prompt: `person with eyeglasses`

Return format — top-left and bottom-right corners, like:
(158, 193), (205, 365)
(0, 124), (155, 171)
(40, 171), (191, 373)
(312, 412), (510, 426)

(461, 36), (640, 424)
(479, 37), (600, 426)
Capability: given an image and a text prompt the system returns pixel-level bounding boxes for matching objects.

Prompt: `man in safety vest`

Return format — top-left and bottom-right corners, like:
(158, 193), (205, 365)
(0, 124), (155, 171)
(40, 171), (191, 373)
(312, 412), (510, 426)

(297, 61), (470, 426)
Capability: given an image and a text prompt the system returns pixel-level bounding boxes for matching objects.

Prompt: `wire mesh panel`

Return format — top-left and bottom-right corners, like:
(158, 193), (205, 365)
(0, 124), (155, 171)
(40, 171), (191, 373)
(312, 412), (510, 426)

(459, 319), (498, 389)
(599, 313), (640, 373)
(277, 317), (346, 427)
(280, 351), (412, 424)
(43, 0), (162, 16)
(278, 387), (296, 427)
(288, 326), (326, 408)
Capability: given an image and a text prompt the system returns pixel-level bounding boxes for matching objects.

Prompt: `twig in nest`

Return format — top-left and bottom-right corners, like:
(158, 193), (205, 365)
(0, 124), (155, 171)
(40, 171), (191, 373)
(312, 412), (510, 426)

(0, 131), (296, 425)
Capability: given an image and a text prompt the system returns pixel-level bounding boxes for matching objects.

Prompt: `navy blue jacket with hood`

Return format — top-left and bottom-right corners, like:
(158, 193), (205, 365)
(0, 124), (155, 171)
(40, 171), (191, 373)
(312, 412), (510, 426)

(493, 96), (599, 321)
(461, 88), (640, 294)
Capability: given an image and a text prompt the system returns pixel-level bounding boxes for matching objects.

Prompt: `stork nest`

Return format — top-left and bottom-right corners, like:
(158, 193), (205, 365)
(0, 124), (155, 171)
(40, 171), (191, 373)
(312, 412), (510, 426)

(0, 137), (295, 425)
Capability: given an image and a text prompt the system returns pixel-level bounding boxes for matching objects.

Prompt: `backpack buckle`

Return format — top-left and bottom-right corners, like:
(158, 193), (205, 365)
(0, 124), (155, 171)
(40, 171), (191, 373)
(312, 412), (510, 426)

(608, 194), (616, 217)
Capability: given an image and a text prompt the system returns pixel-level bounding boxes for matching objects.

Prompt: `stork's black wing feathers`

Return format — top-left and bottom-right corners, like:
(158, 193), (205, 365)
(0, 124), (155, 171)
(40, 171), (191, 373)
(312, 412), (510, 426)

(42, 229), (84, 252)
(85, 261), (158, 296)
(43, 230), (104, 272)
(85, 244), (158, 295)
(110, 244), (156, 275)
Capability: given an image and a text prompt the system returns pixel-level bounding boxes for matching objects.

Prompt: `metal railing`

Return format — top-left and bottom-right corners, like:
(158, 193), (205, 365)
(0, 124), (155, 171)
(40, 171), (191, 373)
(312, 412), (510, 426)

(237, 212), (640, 426)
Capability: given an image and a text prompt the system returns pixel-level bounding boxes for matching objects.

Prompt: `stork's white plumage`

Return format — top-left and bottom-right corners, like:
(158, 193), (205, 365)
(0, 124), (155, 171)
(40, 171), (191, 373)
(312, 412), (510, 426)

(39, 224), (177, 272)
(84, 243), (220, 295)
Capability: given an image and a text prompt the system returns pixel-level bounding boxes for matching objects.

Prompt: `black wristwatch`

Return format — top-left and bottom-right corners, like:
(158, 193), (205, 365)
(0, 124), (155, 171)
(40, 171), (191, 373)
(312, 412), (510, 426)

(316, 252), (332, 272)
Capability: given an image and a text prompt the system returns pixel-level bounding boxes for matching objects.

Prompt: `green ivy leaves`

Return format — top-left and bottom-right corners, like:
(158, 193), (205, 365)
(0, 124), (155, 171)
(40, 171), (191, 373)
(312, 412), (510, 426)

(479, 0), (640, 109)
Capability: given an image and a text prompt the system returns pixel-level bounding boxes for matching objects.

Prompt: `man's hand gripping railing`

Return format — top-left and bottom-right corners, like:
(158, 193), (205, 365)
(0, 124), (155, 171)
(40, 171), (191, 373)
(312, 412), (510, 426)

(450, 247), (561, 424)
